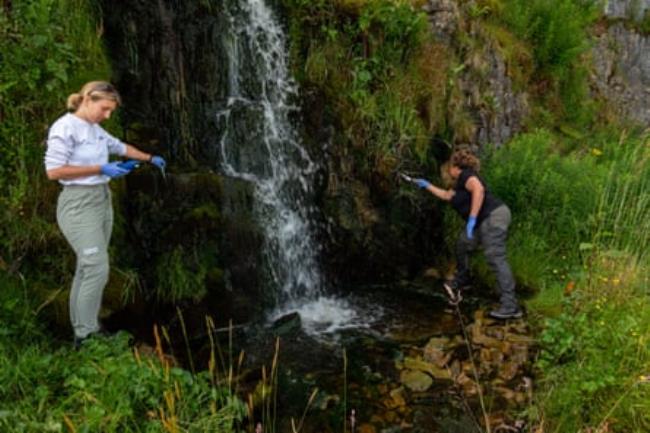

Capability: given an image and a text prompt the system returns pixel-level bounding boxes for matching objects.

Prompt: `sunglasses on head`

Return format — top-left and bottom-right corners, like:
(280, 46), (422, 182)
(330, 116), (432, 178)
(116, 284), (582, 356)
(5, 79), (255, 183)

(90, 83), (116, 94)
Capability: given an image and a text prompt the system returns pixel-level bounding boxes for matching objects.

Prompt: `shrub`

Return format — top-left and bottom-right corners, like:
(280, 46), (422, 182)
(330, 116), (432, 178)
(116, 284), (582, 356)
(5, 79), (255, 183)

(497, 0), (600, 125)
(481, 130), (605, 287)
(283, 0), (444, 177)
(0, 0), (112, 274)
(0, 276), (246, 433)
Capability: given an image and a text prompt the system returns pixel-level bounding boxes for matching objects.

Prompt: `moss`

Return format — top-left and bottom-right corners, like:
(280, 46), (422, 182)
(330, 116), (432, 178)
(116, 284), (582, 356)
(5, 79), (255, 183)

(154, 246), (208, 303)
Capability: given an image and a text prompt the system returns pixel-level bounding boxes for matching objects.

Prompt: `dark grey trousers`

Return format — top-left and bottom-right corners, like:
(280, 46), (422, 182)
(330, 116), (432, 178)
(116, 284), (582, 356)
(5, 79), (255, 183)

(455, 205), (518, 310)
(57, 184), (113, 339)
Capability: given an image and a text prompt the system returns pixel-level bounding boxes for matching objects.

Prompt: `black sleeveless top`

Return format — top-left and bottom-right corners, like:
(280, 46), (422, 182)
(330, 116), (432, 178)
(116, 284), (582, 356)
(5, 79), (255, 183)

(450, 169), (503, 225)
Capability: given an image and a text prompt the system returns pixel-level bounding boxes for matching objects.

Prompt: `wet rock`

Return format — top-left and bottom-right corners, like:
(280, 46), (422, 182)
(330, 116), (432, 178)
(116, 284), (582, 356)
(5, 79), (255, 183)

(497, 359), (520, 381)
(423, 337), (453, 367)
(271, 312), (301, 336)
(358, 424), (377, 433)
(469, 322), (502, 347)
(494, 385), (527, 405)
(316, 393), (340, 411)
(592, 22), (650, 124)
(454, 372), (480, 397)
(421, 0), (460, 42)
(383, 386), (407, 409)
(422, 267), (441, 280)
(604, 0), (650, 20)
(400, 369), (434, 392)
(403, 356), (451, 380)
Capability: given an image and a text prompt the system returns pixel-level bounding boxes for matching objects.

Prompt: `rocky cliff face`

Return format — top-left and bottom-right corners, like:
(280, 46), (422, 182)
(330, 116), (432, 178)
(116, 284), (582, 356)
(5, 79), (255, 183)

(423, 0), (528, 147)
(604, 0), (650, 19)
(593, 1), (650, 124)
(423, 0), (650, 135)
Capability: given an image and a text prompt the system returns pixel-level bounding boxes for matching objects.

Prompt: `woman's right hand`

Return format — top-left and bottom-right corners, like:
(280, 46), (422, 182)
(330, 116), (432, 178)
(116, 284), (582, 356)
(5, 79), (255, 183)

(100, 162), (130, 178)
(415, 178), (432, 189)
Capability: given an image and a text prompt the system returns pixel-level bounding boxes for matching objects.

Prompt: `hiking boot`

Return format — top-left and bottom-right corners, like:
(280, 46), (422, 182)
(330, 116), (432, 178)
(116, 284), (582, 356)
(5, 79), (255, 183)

(73, 335), (88, 350)
(72, 328), (113, 350)
(489, 305), (524, 320)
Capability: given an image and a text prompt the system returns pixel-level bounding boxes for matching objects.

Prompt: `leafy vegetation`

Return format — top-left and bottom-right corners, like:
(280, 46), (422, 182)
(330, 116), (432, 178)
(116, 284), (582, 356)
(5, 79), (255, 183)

(283, 0), (448, 177)
(535, 292), (650, 432)
(0, 277), (246, 432)
(0, 0), (113, 277)
(481, 130), (650, 432)
(469, 0), (600, 127)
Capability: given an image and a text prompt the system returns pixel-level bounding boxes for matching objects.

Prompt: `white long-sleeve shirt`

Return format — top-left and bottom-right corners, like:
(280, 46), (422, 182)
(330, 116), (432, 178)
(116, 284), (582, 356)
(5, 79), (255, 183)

(45, 113), (127, 185)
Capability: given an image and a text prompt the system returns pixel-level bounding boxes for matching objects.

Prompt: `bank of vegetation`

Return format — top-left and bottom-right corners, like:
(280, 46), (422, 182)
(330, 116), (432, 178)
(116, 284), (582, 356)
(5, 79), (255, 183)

(0, 0), (648, 432)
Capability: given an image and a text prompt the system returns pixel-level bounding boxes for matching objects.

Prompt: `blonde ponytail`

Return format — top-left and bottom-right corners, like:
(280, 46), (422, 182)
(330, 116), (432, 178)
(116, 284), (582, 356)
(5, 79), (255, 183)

(66, 93), (84, 111)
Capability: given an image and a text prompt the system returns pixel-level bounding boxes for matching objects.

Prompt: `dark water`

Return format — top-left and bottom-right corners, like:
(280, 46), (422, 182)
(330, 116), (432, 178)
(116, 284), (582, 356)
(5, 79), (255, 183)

(172, 285), (535, 433)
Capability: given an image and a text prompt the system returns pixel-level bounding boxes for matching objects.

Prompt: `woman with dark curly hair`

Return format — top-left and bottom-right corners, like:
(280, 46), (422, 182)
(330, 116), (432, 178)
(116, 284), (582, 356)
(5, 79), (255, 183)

(414, 149), (522, 319)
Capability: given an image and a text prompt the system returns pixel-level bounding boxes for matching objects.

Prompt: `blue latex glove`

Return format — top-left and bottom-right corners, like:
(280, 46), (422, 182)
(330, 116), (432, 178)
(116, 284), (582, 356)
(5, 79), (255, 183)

(414, 178), (432, 189)
(117, 159), (141, 171)
(150, 155), (166, 170)
(466, 216), (477, 240)
(100, 162), (130, 178)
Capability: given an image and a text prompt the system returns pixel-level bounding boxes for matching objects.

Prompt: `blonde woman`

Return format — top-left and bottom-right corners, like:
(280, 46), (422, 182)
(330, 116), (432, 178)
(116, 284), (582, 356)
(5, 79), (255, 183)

(44, 81), (166, 348)
(415, 149), (522, 319)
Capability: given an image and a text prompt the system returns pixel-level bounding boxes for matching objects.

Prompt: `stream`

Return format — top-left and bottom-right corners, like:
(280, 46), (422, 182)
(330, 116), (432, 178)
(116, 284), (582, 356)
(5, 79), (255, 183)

(152, 285), (535, 433)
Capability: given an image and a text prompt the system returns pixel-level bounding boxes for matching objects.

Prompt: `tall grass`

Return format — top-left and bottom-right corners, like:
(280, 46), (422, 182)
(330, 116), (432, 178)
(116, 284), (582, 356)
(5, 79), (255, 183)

(495, 0), (600, 125)
(480, 130), (605, 289)
(0, 276), (246, 432)
(593, 138), (650, 264)
(481, 130), (649, 432)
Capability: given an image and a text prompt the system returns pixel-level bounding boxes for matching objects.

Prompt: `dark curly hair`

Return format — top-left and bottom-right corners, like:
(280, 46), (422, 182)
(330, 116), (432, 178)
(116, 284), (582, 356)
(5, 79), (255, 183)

(449, 148), (480, 172)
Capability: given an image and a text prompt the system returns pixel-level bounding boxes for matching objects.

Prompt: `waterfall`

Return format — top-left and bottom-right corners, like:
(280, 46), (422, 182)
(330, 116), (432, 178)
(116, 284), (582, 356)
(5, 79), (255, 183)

(217, 0), (324, 303)
(216, 0), (378, 335)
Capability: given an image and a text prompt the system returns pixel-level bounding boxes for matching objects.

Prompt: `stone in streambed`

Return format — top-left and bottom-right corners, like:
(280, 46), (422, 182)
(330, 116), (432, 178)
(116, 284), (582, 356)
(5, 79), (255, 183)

(400, 369), (433, 392)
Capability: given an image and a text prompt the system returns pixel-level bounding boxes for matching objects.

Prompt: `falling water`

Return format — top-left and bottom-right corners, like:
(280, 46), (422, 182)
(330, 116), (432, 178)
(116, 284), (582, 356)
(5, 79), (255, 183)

(216, 0), (372, 334)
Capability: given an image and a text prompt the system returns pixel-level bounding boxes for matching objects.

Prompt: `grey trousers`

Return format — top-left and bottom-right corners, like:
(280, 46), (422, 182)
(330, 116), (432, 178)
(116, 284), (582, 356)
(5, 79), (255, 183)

(455, 205), (519, 310)
(57, 184), (113, 339)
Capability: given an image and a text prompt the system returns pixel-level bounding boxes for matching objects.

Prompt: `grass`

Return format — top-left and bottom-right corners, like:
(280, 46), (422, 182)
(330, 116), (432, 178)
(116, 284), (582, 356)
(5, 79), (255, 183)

(479, 129), (650, 432)
(0, 275), (246, 433)
(284, 0), (446, 177)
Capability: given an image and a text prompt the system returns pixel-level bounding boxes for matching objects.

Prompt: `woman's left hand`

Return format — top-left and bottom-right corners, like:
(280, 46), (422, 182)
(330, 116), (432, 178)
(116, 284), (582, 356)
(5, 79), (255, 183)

(466, 216), (477, 239)
(150, 155), (166, 169)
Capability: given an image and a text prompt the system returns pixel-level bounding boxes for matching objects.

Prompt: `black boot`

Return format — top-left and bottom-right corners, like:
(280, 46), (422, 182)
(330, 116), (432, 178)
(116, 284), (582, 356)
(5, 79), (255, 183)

(73, 335), (88, 350)
(72, 328), (113, 350)
(489, 305), (523, 320)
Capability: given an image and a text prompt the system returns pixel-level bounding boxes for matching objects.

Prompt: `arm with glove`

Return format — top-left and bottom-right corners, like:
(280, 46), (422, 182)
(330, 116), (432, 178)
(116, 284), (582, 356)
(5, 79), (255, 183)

(413, 178), (455, 201)
(464, 176), (485, 239)
(124, 145), (166, 170)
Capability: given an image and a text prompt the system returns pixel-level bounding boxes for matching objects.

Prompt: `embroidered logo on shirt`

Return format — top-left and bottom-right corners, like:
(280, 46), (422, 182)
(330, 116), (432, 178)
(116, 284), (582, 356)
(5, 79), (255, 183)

(82, 247), (99, 256)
